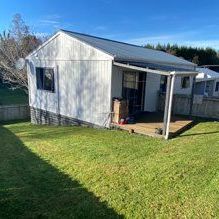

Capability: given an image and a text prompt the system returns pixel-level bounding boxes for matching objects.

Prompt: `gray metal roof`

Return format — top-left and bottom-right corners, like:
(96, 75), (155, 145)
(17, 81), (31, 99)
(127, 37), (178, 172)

(196, 67), (219, 81)
(61, 29), (196, 69)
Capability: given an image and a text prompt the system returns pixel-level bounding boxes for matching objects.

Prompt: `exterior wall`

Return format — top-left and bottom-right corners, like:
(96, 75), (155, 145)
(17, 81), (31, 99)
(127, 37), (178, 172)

(144, 73), (161, 112)
(111, 68), (162, 113)
(194, 81), (205, 95)
(27, 60), (58, 114)
(174, 76), (193, 95)
(30, 107), (102, 127)
(143, 74), (195, 112)
(194, 79), (219, 97)
(27, 32), (113, 127)
(31, 32), (112, 61)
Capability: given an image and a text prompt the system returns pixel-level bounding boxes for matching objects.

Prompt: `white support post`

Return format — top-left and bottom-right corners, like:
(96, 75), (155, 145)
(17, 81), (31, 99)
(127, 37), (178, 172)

(165, 74), (176, 140)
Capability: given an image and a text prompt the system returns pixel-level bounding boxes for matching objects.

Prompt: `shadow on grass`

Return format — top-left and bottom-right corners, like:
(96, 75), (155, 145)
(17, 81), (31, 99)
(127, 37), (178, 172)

(178, 119), (219, 138)
(179, 130), (219, 137)
(0, 119), (30, 125)
(0, 126), (123, 218)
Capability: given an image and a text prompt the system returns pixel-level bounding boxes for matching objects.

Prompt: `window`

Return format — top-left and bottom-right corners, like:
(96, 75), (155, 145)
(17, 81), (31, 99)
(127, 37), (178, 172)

(160, 75), (167, 92)
(122, 72), (146, 114)
(181, 76), (190, 89)
(215, 82), (219, 92)
(36, 67), (55, 92)
(123, 72), (138, 89)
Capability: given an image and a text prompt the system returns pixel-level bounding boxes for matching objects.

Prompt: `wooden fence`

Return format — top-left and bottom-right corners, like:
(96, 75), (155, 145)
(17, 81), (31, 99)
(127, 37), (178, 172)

(0, 104), (30, 122)
(158, 93), (219, 120)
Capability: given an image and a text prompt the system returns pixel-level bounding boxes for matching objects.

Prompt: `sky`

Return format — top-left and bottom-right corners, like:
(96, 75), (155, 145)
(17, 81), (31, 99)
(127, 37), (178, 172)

(1, 0), (219, 49)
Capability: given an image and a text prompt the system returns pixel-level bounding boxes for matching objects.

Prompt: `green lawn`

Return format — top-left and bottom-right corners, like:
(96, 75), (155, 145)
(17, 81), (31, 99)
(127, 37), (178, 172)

(0, 121), (219, 218)
(0, 84), (28, 105)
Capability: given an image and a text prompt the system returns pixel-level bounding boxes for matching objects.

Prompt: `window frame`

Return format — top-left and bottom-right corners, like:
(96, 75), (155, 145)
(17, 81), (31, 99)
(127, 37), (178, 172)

(181, 76), (190, 89)
(36, 67), (55, 93)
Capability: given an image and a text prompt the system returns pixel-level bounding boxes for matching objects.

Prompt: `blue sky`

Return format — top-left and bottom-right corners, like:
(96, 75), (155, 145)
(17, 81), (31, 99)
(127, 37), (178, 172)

(1, 0), (219, 49)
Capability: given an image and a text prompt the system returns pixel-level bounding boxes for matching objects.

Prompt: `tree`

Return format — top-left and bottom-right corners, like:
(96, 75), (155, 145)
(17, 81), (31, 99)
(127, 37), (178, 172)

(144, 43), (219, 66)
(0, 14), (41, 93)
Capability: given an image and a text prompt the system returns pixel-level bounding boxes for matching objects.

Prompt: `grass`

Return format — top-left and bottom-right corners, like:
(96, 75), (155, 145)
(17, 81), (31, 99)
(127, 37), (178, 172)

(0, 121), (219, 218)
(0, 84), (28, 105)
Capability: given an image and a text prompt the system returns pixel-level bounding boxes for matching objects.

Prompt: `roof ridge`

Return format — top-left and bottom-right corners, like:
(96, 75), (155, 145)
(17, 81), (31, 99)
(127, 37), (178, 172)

(60, 29), (155, 50)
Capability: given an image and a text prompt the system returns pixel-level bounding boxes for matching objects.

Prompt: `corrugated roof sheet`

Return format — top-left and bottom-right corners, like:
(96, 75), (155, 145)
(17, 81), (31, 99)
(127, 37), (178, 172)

(61, 30), (196, 69)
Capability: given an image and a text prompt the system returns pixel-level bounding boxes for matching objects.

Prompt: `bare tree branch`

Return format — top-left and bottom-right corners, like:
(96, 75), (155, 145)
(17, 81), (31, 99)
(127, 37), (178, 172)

(0, 13), (42, 93)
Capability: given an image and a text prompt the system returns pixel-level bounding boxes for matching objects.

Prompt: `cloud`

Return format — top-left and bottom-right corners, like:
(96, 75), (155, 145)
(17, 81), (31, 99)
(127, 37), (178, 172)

(127, 35), (175, 45)
(39, 20), (60, 25)
(34, 32), (49, 37)
(38, 14), (61, 27)
(33, 32), (50, 40)
(43, 14), (61, 20)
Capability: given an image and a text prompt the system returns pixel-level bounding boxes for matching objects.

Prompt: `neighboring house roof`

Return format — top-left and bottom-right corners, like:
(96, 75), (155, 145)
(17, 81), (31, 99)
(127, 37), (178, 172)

(200, 65), (219, 73)
(196, 67), (219, 82)
(61, 29), (196, 70)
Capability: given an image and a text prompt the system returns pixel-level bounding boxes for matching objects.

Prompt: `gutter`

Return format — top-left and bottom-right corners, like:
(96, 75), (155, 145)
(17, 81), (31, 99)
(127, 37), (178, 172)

(170, 71), (198, 77)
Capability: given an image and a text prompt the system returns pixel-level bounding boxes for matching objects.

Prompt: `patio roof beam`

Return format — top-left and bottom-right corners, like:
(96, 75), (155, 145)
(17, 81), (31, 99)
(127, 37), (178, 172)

(113, 62), (198, 76)
(113, 62), (170, 76)
(170, 71), (198, 76)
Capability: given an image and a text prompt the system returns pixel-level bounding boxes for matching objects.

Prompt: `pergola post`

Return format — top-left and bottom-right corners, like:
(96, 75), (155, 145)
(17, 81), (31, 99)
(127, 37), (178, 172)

(163, 74), (176, 140)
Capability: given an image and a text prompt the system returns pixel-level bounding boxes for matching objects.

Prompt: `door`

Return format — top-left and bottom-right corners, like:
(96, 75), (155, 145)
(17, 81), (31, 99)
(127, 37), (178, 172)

(122, 71), (146, 115)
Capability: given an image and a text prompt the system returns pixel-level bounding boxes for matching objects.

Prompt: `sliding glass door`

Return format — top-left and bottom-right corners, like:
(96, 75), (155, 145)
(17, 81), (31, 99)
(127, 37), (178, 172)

(122, 71), (146, 115)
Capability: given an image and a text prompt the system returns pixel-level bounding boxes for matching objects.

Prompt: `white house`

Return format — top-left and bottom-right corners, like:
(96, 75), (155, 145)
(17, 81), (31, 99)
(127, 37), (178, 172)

(26, 30), (197, 139)
(194, 67), (219, 97)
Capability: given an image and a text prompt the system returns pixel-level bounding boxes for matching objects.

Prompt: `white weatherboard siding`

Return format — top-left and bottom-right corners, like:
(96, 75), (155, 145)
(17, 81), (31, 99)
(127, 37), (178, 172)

(144, 73), (161, 112)
(58, 60), (112, 126)
(174, 76), (193, 95)
(27, 60), (58, 113)
(28, 32), (113, 127)
(30, 32), (112, 61)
